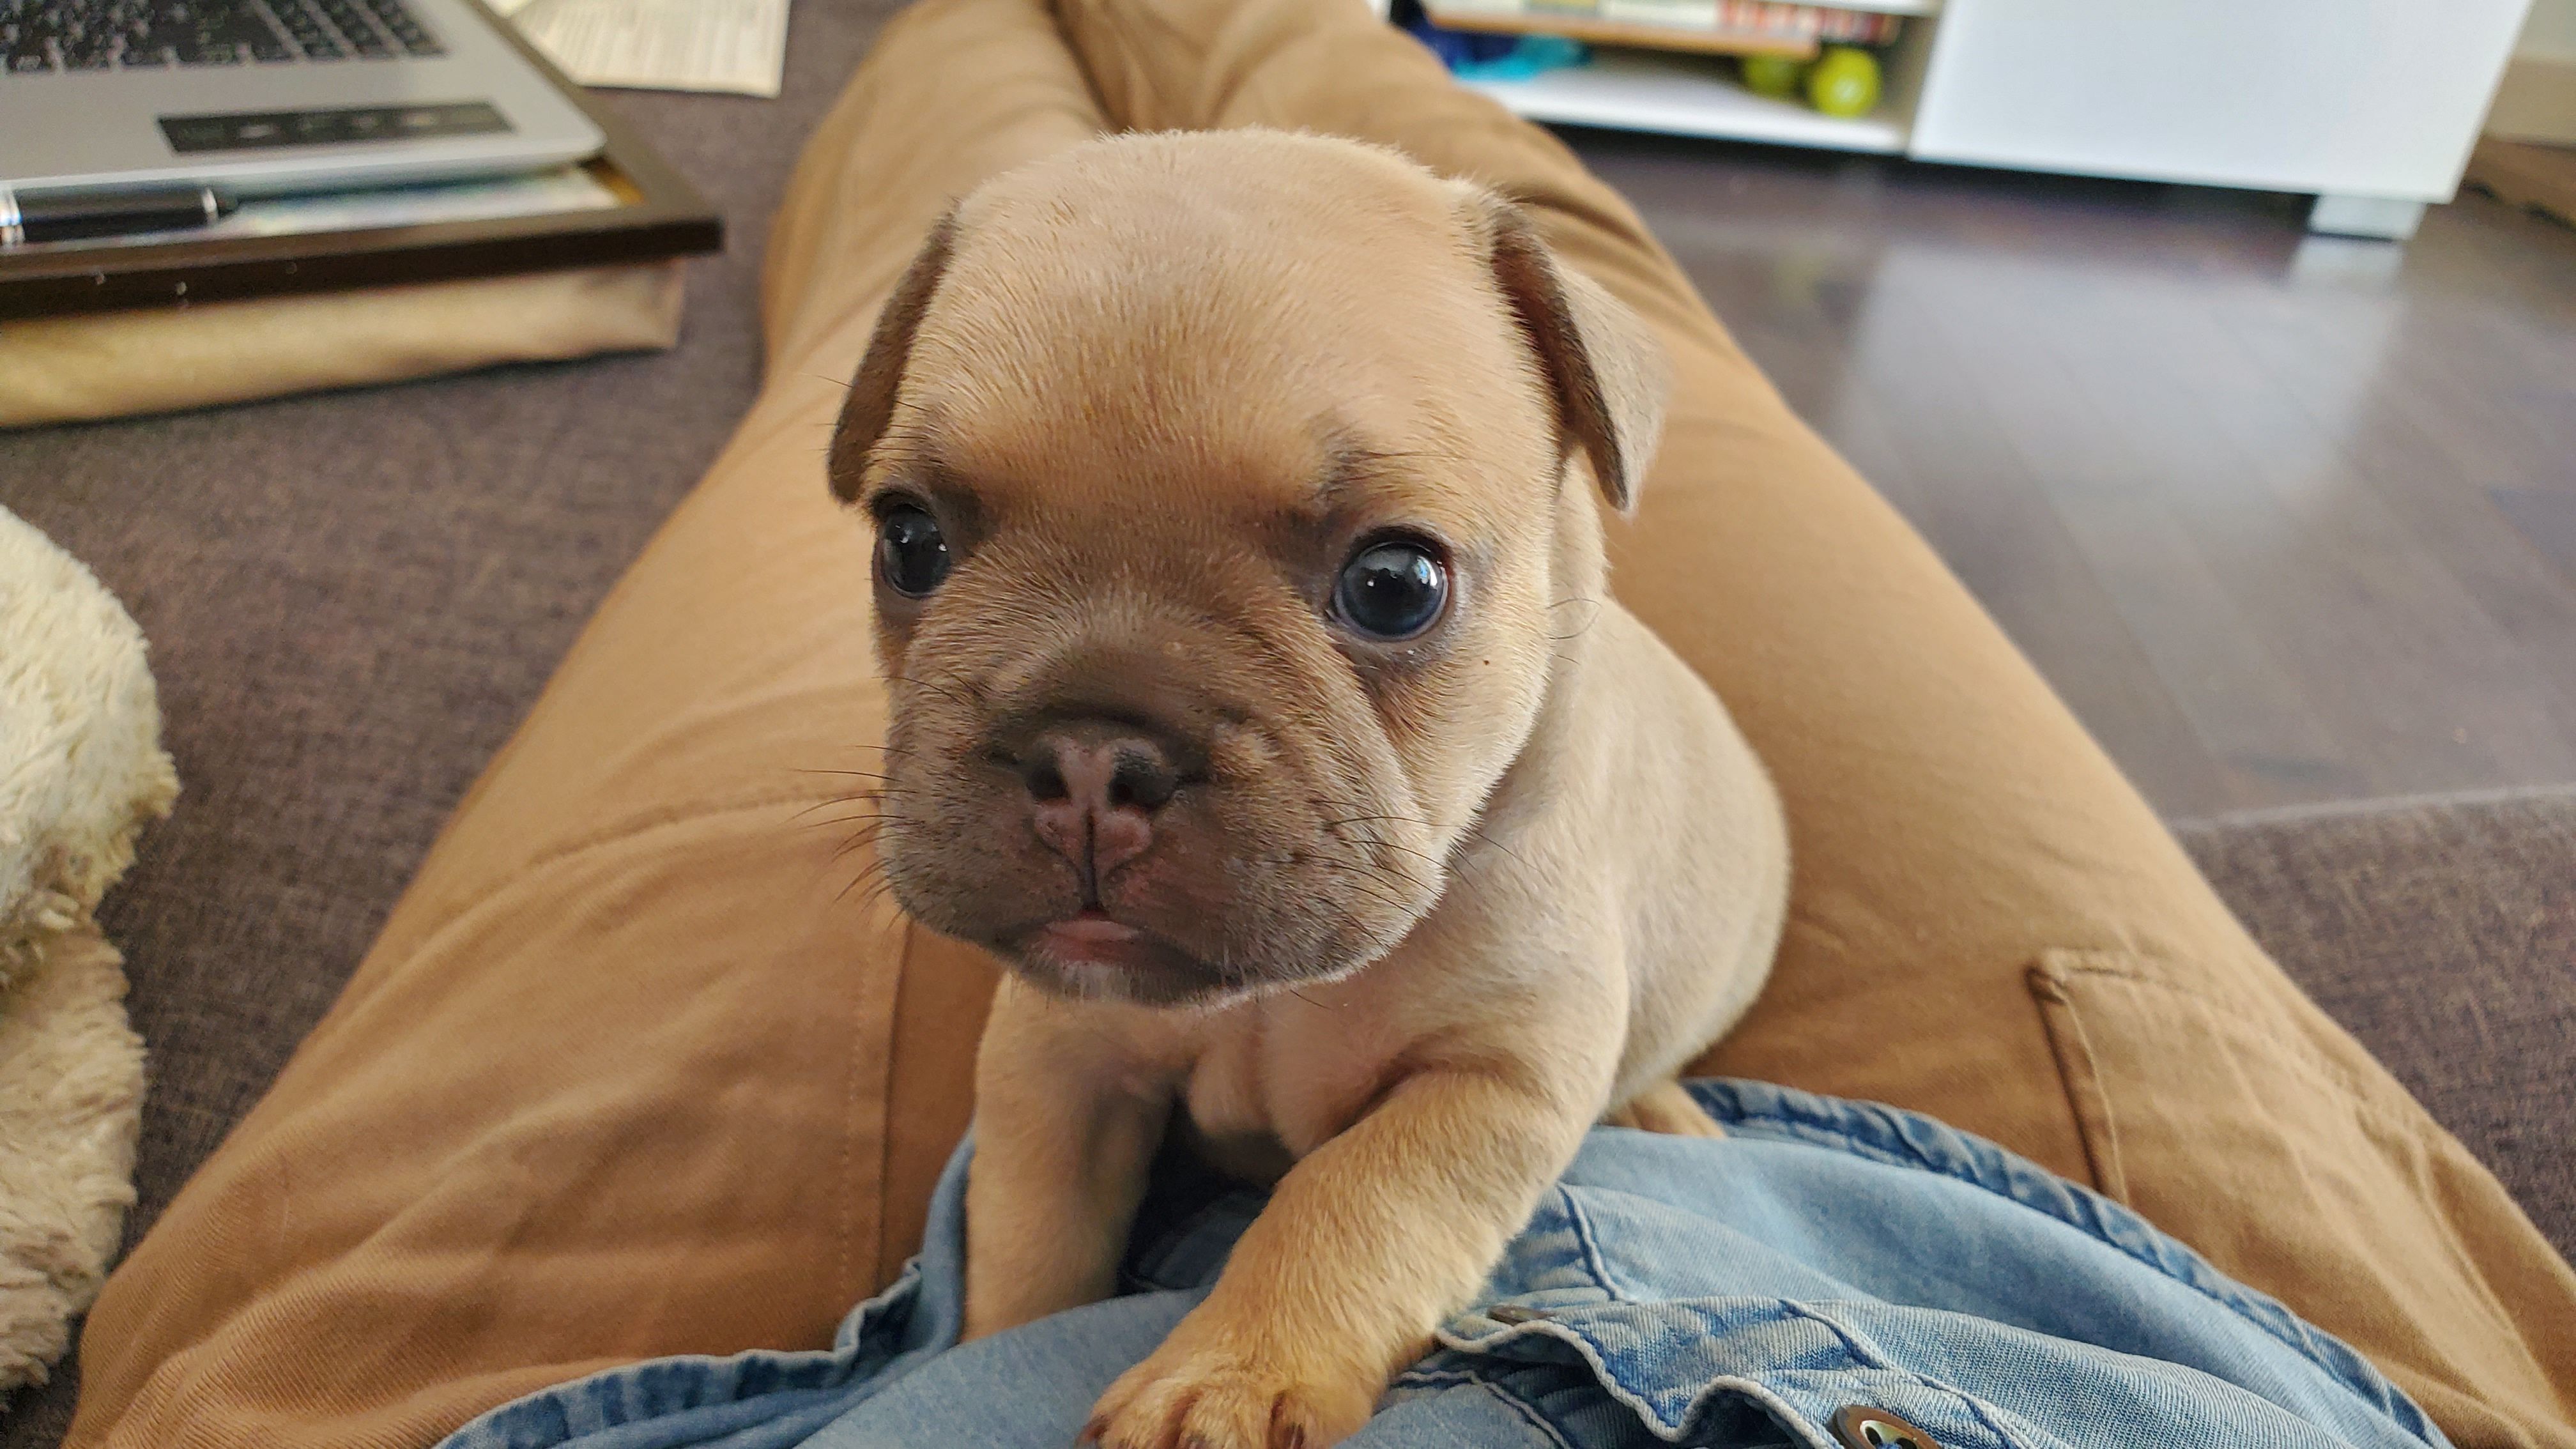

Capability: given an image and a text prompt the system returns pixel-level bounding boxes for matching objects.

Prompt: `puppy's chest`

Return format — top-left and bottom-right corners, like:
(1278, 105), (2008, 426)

(1177, 997), (1411, 1167)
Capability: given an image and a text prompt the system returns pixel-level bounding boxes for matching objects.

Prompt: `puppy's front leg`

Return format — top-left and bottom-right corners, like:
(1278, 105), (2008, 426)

(963, 979), (1172, 1340)
(1087, 1064), (1595, 1449)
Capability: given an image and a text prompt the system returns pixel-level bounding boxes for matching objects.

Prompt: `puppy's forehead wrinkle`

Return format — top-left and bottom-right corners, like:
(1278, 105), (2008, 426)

(1312, 429), (1437, 513)
(926, 297), (1349, 444)
(901, 255), (1556, 530)
(926, 202), (1521, 452)
(964, 130), (1457, 254)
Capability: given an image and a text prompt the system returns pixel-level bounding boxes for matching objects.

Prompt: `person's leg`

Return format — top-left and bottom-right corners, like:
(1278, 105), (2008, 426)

(1030, 4), (2576, 1445)
(63, 4), (1103, 1446)
(806, 1294), (1196, 1449)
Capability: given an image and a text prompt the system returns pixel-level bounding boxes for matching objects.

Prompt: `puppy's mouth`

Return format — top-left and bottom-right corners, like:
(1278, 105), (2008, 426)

(1036, 908), (1147, 963)
(1004, 908), (1233, 1006)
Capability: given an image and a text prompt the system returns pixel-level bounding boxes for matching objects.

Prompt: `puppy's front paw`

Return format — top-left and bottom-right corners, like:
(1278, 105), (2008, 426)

(1606, 1078), (1726, 1138)
(1084, 1337), (1378, 1449)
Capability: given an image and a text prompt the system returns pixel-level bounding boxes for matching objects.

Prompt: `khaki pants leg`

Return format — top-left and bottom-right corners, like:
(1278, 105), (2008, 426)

(66, 4), (1098, 1446)
(67, 2), (2575, 1446)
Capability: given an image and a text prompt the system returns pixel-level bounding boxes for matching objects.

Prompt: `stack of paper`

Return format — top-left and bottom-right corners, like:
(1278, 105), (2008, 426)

(493, 0), (791, 99)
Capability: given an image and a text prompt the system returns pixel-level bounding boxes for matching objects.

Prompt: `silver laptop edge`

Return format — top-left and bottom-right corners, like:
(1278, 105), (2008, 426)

(1, 0), (602, 195)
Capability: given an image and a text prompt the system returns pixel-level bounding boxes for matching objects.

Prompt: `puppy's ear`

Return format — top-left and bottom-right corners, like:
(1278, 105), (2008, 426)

(827, 210), (960, 504)
(1470, 196), (1669, 514)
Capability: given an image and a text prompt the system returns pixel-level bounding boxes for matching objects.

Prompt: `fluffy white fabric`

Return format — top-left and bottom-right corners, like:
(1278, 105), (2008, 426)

(0, 505), (172, 1395)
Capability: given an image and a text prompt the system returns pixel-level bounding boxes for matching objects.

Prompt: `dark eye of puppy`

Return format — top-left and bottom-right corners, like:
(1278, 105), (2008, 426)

(1333, 533), (1448, 640)
(876, 502), (953, 597)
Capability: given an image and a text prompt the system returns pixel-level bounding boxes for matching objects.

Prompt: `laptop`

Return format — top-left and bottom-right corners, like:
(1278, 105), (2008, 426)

(0, 0), (603, 197)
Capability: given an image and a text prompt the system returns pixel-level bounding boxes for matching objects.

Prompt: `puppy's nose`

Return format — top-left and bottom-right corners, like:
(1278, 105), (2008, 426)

(1016, 723), (1181, 891)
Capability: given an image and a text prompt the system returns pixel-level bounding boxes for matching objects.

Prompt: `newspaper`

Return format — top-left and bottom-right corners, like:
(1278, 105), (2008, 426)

(494, 0), (790, 98)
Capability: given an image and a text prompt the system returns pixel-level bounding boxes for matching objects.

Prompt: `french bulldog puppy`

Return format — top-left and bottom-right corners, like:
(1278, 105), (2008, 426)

(829, 128), (1788, 1449)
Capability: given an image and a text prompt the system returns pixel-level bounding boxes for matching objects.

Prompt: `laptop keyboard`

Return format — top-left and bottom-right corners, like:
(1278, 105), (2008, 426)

(3, 0), (443, 71)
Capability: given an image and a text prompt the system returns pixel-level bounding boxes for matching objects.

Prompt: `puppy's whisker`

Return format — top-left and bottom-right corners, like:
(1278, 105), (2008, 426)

(809, 815), (902, 834)
(832, 825), (901, 861)
(831, 811), (912, 852)
(1329, 799), (1527, 869)
(1318, 812), (1436, 834)
(1311, 829), (1436, 884)
(883, 670), (985, 714)
(837, 862), (903, 908)
(1289, 858), (1423, 917)
(790, 795), (917, 825)
(800, 785), (914, 801)
(791, 793), (868, 819)
(1316, 813), (1463, 872)
(832, 741), (919, 757)
(1324, 838), (1452, 899)
(809, 811), (900, 831)
(1255, 851), (1416, 909)
(1320, 802), (1529, 871)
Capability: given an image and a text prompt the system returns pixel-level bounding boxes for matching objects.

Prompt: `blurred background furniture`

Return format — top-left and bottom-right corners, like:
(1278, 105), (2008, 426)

(1376, 0), (2543, 238)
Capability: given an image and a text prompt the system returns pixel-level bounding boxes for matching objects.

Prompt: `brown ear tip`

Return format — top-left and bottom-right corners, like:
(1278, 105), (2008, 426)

(1469, 194), (1544, 257)
(825, 210), (960, 512)
(824, 433), (870, 505)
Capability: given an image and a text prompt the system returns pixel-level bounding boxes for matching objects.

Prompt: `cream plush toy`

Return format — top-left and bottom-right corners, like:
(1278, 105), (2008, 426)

(0, 506), (172, 1397)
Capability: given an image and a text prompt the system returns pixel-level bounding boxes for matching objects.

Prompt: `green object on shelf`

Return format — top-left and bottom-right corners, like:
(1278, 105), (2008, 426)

(1739, 52), (1806, 99)
(1805, 46), (1882, 118)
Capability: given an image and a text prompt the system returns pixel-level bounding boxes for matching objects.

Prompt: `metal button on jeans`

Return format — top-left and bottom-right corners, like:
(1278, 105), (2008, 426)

(1830, 1405), (1940, 1449)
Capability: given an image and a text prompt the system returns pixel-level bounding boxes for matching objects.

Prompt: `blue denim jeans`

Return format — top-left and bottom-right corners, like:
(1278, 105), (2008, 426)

(440, 1080), (2445, 1449)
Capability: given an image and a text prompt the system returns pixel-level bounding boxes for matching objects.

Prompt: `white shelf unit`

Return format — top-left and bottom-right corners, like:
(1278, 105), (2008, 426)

(1374, 0), (2536, 238)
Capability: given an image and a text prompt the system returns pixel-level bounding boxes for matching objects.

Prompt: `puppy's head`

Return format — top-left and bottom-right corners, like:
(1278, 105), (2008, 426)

(830, 130), (1667, 1007)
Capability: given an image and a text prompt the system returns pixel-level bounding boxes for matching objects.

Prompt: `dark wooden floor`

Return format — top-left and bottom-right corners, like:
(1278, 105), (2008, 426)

(1572, 132), (2576, 820)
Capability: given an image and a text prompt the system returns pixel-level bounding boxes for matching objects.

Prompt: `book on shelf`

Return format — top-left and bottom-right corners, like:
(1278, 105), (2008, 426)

(1422, 0), (1905, 60)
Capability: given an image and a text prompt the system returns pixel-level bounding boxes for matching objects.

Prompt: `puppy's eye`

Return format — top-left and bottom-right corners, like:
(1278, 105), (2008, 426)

(876, 503), (952, 597)
(1334, 535), (1448, 641)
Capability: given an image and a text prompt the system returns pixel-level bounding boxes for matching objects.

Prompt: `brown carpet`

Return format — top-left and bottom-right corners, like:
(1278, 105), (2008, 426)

(2175, 789), (2576, 1262)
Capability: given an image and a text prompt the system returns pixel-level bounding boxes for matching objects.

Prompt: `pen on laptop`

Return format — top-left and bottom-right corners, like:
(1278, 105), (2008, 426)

(0, 183), (236, 248)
